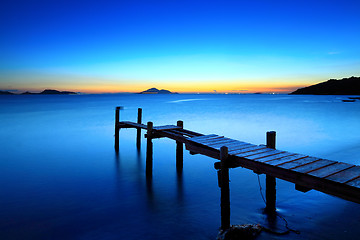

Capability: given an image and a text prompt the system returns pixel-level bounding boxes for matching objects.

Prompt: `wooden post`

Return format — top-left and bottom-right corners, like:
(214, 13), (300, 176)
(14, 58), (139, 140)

(176, 120), (184, 172)
(266, 131), (276, 213)
(220, 146), (230, 230)
(114, 106), (120, 152)
(136, 108), (142, 149)
(146, 121), (153, 176)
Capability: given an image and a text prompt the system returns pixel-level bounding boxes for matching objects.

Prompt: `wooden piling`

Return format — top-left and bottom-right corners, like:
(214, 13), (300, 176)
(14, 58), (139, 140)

(220, 146), (230, 230)
(176, 120), (184, 172)
(146, 121), (153, 176)
(114, 106), (120, 152)
(136, 108), (142, 149)
(266, 131), (276, 213)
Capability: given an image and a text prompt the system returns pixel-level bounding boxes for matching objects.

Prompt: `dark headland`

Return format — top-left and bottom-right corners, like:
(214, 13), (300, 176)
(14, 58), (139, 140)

(290, 76), (360, 95)
(0, 90), (15, 95)
(0, 89), (77, 95)
(139, 88), (177, 94)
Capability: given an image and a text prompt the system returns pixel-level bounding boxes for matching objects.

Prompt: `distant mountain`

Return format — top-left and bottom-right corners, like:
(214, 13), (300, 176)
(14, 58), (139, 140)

(139, 88), (176, 94)
(0, 90), (15, 95)
(290, 76), (360, 95)
(20, 89), (77, 95)
(40, 89), (77, 95)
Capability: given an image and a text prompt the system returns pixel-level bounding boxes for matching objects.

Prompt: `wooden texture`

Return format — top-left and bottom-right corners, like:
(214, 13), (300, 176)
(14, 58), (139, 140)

(292, 159), (336, 173)
(146, 122), (153, 176)
(153, 125), (182, 131)
(136, 108), (142, 149)
(309, 162), (354, 178)
(265, 131), (276, 213)
(114, 107), (120, 151)
(176, 121), (184, 171)
(220, 146), (230, 230)
(326, 166), (360, 183)
(116, 118), (360, 204)
(278, 157), (320, 170)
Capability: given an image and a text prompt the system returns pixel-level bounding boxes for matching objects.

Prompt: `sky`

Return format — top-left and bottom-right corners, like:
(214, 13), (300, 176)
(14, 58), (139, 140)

(1, 0), (360, 93)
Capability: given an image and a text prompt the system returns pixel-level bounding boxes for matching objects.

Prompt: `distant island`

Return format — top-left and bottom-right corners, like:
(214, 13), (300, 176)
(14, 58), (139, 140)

(0, 89), (77, 95)
(139, 88), (177, 94)
(290, 76), (360, 95)
(0, 90), (15, 95)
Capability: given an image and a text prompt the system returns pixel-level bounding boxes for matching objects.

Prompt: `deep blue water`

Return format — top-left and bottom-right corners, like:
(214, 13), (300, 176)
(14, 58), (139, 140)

(1, 94), (360, 239)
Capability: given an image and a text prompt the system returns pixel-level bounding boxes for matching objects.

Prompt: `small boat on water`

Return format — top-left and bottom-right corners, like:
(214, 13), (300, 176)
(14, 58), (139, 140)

(342, 99), (356, 102)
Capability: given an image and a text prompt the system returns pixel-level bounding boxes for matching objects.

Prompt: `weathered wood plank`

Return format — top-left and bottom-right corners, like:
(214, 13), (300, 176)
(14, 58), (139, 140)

(246, 149), (284, 160)
(292, 159), (336, 173)
(256, 152), (295, 162)
(266, 154), (308, 166)
(346, 177), (360, 188)
(225, 155), (360, 204)
(326, 166), (360, 183)
(185, 143), (220, 160)
(230, 145), (266, 155)
(235, 148), (274, 158)
(309, 162), (354, 178)
(227, 142), (253, 150)
(120, 121), (147, 129)
(228, 144), (257, 153)
(196, 136), (226, 144)
(277, 157), (320, 170)
(191, 135), (223, 143)
(207, 139), (240, 147)
(202, 137), (232, 145)
(190, 134), (218, 141)
(153, 125), (182, 131)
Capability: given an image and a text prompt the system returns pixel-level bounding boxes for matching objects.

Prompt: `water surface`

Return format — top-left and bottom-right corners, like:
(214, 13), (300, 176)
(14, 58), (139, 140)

(1, 94), (360, 239)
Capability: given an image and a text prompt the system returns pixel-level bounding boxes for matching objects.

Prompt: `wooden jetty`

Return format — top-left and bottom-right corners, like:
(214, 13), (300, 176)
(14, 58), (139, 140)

(115, 107), (360, 231)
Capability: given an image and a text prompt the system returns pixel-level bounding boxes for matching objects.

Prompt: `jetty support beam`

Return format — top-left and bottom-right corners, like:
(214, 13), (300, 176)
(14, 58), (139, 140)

(176, 120), (184, 172)
(219, 146), (230, 230)
(136, 108), (142, 149)
(146, 121), (153, 177)
(114, 106), (121, 152)
(265, 131), (276, 213)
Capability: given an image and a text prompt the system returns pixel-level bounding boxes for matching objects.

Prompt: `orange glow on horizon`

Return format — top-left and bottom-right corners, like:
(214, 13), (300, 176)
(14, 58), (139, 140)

(11, 81), (307, 94)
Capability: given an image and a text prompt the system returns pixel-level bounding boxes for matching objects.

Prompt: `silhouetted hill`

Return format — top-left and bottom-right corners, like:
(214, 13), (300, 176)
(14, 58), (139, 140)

(40, 89), (77, 95)
(139, 88), (175, 94)
(0, 90), (14, 95)
(291, 76), (360, 95)
(20, 89), (77, 95)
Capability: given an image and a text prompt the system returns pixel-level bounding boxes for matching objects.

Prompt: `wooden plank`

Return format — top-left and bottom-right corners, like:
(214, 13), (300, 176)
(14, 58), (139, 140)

(309, 162), (354, 178)
(246, 149), (284, 160)
(346, 177), (360, 188)
(203, 137), (232, 145)
(192, 135), (224, 143)
(228, 143), (256, 153)
(190, 134), (218, 141)
(120, 121), (147, 129)
(278, 157), (319, 170)
(225, 156), (360, 204)
(292, 159), (336, 173)
(255, 152), (295, 162)
(326, 166), (360, 183)
(176, 128), (203, 137)
(153, 125), (181, 131)
(230, 145), (266, 155)
(185, 142), (220, 160)
(235, 148), (274, 158)
(227, 142), (252, 150)
(266, 154), (308, 166)
(207, 139), (240, 147)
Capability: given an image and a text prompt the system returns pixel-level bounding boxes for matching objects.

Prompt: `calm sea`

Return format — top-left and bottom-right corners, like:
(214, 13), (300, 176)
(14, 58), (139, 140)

(1, 94), (360, 240)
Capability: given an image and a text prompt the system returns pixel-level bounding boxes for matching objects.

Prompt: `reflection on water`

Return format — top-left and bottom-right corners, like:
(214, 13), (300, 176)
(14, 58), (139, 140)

(1, 94), (360, 239)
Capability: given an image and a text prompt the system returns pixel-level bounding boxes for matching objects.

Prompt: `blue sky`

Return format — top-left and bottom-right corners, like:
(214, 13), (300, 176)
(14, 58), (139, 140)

(1, 0), (359, 93)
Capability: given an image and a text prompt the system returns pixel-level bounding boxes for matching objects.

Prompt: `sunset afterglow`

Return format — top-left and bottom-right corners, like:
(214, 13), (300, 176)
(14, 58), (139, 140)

(1, 0), (360, 93)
